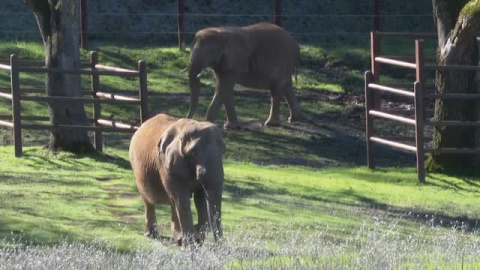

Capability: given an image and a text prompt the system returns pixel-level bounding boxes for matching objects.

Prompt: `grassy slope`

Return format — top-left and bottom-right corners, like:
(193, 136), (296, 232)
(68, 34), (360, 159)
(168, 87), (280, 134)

(0, 41), (479, 255)
(0, 146), (478, 251)
(0, 41), (415, 167)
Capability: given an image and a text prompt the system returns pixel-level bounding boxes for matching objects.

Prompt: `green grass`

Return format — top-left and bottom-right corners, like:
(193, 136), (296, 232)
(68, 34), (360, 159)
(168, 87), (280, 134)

(0, 40), (479, 266)
(0, 40), (378, 166)
(0, 146), (478, 251)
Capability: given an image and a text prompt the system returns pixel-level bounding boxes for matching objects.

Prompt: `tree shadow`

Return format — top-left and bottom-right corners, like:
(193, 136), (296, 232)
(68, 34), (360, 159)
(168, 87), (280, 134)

(0, 172), (93, 187)
(341, 191), (480, 232)
(94, 48), (139, 71)
(299, 49), (368, 96)
(224, 120), (414, 169)
(21, 148), (131, 170)
(223, 175), (480, 233)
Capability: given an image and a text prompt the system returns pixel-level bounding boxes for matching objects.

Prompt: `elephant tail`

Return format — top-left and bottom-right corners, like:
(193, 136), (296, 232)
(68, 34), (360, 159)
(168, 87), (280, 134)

(293, 66), (299, 85)
(294, 66), (298, 84)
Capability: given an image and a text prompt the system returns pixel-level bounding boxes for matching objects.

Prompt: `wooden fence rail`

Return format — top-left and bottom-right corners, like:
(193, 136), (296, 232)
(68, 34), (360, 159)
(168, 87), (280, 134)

(365, 31), (480, 183)
(0, 51), (149, 157)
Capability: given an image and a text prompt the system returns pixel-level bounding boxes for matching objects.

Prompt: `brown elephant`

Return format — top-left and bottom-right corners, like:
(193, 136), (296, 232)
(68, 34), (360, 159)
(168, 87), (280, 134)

(186, 22), (303, 128)
(129, 114), (225, 246)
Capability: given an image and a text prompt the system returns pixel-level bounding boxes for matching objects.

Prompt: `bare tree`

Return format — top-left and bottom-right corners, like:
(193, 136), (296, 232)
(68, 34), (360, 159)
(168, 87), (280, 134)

(25, 0), (93, 153)
(426, 0), (480, 173)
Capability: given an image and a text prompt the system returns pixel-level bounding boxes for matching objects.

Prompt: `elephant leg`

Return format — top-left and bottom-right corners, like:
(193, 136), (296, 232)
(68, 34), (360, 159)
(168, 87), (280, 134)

(221, 76), (238, 129)
(206, 74), (237, 126)
(206, 74), (238, 128)
(193, 189), (208, 243)
(171, 193), (195, 247)
(170, 205), (182, 243)
(265, 84), (285, 126)
(205, 92), (223, 122)
(284, 80), (303, 122)
(143, 199), (158, 238)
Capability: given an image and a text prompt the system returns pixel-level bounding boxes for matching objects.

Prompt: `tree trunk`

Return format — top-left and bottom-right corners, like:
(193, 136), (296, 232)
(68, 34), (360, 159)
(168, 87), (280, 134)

(25, 0), (94, 153)
(426, 0), (480, 174)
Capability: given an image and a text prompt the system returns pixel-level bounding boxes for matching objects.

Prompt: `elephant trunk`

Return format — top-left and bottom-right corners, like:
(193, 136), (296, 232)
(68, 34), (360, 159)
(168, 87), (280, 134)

(186, 56), (204, 119)
(196, 163), (223, 241)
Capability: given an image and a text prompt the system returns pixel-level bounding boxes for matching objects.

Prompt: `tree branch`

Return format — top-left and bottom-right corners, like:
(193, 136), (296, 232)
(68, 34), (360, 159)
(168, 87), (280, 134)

(24, 0), (51, 44)
(442, 0), (480, 63)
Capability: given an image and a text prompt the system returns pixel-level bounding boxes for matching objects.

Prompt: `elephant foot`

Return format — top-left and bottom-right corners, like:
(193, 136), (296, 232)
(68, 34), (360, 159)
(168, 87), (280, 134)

(176, 234), (198, 248)
(264, 119), (281, 127)
(288, 114), (305, 123)
(289, 112), (313, 123)
(194, 223), (206, 245)
(172, 230), (201, 247)
(223, 121), (242, 130)
(144, 226), (158, 239)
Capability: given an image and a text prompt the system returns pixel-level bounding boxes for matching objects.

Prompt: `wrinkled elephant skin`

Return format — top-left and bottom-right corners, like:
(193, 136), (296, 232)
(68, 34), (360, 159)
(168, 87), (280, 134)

(186, 22), (303, 128)
(129, 114), (225, 246)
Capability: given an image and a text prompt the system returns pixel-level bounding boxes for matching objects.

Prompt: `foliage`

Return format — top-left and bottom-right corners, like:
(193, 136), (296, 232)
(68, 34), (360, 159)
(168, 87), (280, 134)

(460, 0), (480, 17)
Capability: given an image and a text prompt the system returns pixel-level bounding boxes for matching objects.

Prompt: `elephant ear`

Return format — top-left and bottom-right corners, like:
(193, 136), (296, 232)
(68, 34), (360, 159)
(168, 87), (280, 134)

(213, 126), (226, 153)
(158, 124), (185, 172)
(181, 137), (201, 157)
(159, 125), (177, 158)
(220, 31), (250, 72)
(158, 121), (195, 178)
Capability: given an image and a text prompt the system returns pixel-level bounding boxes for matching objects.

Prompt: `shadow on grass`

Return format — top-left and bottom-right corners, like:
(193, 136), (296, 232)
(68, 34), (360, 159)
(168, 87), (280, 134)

(299, 49), (367, 95)
(21, 148), (131, 170)
(342, 191), (480, 232)
(95, 48), (138, 70)
(223, 175), (480, 233)
(0, 218), (80, 247)
(0, 172), (93, 187)
(224, 121), (414, 169)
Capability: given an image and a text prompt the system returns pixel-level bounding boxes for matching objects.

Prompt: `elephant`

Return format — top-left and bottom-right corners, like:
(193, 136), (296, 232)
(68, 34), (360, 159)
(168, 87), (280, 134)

(186, 22), (303, 128)
(129, 113), (225, 246)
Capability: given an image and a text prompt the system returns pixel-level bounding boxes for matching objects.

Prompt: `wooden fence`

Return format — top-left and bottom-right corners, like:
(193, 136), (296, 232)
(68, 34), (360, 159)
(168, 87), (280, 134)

(0, 52), (149, 157)
(366, 31), (480, 183)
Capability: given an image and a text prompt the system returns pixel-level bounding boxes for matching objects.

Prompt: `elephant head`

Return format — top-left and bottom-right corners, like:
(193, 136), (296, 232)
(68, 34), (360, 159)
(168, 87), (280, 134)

(186, 28), (251, 119)
(158, 118), (225, 244)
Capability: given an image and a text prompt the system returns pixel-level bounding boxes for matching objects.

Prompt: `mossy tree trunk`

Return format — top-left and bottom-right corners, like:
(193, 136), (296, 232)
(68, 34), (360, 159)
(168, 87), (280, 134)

(25, 0), (94, 153)
(426, 0), (480, 174)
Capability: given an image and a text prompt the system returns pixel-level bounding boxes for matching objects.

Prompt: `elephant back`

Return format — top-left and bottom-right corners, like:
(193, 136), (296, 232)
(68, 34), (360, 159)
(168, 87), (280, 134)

(129, 114), (178, 169)
(245, 23), (299, 78)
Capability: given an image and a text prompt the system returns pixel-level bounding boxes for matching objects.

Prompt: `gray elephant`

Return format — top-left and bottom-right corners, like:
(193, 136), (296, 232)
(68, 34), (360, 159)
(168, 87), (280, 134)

(129, 114), (225, 246)
(186, 22), (303, 128)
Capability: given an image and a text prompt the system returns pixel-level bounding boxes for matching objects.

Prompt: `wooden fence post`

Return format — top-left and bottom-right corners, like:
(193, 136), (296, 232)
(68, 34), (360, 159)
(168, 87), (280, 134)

(177, 0), (185, 51)
(10, 54), (22, 157)
(370, 32), (382, 109)
(81, 0), (88, 50)
(414, 40), (426, 183)
(138, 60), (149, 124)
(274, 0), (282, 27)
(365, 71), (375, 169)
(91, 51), (102, 152)
(373, 0), (381, 31)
